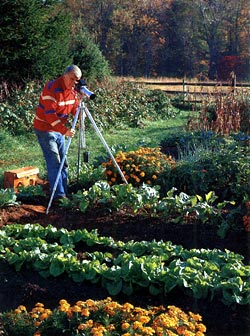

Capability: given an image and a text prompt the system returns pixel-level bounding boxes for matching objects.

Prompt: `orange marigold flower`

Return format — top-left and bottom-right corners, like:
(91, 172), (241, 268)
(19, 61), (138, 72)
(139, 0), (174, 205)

(81, 308), (90, 317)
(59, 299), (68, 306)
(197, 323), (207, 332)
(71, 305), (82, 313)
(40, 312), (49, 320)
(122, 322), (130, 330)
(123, 302), (134, 311)
(138, 315), (151, 324)
(85, 299), (96, 307)
(14, 309), (22, 314)
(35, 303), (44, 308)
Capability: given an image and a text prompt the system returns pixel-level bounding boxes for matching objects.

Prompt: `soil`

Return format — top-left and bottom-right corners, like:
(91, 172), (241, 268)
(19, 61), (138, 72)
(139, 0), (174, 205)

(0, 200), (250, 336)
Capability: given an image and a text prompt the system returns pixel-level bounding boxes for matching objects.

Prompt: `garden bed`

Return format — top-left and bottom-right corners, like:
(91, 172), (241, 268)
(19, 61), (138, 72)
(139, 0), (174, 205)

(0, 202), (249, 336)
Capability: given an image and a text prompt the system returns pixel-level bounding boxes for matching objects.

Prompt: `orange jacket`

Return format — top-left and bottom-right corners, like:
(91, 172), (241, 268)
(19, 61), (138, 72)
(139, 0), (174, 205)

(34, 76), (80, 134)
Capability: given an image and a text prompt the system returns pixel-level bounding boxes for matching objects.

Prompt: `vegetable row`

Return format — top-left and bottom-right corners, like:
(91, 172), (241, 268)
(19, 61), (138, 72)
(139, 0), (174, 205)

(0, 223), (249, 305)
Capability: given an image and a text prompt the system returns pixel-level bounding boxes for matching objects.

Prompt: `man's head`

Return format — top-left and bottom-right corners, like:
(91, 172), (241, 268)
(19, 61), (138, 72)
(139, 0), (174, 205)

(63, 64), (82, 89)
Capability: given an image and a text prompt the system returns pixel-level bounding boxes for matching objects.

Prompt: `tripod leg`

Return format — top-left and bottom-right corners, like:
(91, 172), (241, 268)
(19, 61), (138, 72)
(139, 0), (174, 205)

(46, 104), (82, 214)
(83, 103), (128, 185)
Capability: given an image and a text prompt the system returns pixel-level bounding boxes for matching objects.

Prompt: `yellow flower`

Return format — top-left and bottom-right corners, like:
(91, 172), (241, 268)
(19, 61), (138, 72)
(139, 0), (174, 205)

(152, 175), (157, 180)
(133, 321), (143, 330)
(59, 299), (68, 306)
(189, 312), (202, 322)
(176, 325), (187, 334)
(138, 315), (151, 324)
(106, 324), (115, 331)
(81, 308), (90, 317)
(40, 312), (49, 320)
(76, 300), (85, 306)
(14, 309), (22, 314)
(78, 323), (87, 330)
(196, 323), (207, 333)
(71, 305), (82, 313)
(140, 171), (145, 177)
(18, 305), (27, 312)
(123, 302), (134, 311)
(122, 322), (130, 330)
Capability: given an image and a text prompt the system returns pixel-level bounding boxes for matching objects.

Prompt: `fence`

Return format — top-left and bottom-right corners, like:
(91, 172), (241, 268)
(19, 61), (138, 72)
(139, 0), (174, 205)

(133, 78), (250, 102)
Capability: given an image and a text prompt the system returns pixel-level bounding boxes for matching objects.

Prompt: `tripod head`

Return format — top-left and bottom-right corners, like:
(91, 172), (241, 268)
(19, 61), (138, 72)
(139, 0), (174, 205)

(75, 79), (96, 100)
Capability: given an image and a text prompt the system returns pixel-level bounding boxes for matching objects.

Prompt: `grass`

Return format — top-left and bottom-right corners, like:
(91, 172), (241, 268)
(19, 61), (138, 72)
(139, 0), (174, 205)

(0, 111), (189, 186)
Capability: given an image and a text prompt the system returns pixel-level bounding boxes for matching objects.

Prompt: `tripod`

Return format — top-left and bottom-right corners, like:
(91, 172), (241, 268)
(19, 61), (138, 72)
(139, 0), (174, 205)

(46, 98), (128, 214)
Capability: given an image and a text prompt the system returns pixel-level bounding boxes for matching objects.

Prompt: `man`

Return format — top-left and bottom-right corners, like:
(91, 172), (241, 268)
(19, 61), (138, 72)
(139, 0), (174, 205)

(34, 64), (82, 202)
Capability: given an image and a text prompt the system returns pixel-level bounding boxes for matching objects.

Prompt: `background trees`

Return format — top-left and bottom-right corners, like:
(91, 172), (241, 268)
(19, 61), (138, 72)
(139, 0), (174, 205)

(66, 0), (250, 80)
(0, 0), (72, 83)
(1, 0), (250, 84)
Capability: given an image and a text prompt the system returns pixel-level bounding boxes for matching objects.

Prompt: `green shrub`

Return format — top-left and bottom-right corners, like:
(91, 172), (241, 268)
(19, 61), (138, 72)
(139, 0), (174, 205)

(0, 80), (179, 135)
(0, 82), (41, 135)
(89, 82), (179, 129)
(0, 188), (19, 207)
(159, 143), (250, 203)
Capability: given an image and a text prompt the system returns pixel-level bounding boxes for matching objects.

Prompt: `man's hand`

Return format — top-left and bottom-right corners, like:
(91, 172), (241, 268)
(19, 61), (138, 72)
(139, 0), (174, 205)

(65, 129), (75, 137)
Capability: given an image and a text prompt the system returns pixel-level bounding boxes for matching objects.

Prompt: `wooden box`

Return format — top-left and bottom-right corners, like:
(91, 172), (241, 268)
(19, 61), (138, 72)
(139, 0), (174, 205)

(3, 166), (39, 191)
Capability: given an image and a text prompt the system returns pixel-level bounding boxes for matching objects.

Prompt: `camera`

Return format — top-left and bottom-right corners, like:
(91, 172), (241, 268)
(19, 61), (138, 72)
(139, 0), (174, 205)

(75, 79), (96, 100)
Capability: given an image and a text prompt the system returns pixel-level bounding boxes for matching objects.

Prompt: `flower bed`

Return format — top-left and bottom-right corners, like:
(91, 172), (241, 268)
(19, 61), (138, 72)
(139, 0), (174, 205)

(0, 297), (206, 336)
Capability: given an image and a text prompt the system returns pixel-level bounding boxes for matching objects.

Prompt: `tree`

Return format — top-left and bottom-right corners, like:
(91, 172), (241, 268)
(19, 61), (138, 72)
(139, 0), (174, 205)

(0, 0), (73, 84)
(195, 0), (249, 79)
(71, 26), (111, 82)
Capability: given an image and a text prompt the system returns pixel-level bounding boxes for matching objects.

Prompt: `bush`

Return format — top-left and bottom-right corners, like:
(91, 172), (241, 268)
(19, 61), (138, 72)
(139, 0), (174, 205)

(102, 147), (175, 187)
(186, 90), (250, 135)
(0, 298), (206, 336)
(89, 81), (179, 129)
(0, 81), (42, 135)
(0, 80), (179, 135)
(159, 143), (250, 203)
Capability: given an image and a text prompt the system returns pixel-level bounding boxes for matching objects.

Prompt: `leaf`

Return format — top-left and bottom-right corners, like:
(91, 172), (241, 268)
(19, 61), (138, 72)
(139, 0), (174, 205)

(39, 270), (50, 278)
(71, 271), (86, 283)
(122, 281), (134, 295)
(59, 234), (74, 246)
(190, 195), (198, 206)
(192, 283), (208, 299)
(205, 191), (217, 203)
(149, 284), (163, 295)
(106, 280), (123, 295)
(164, 276), (177, 293)
(33, 259), (49, 271)
(49, 258), (65, 277)
(130, 242), (147, 256)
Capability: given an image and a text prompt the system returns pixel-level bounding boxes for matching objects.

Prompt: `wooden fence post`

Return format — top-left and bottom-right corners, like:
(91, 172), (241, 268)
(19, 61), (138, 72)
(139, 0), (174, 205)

(182, 79), (187, 101)
(230, 71), (236, 94)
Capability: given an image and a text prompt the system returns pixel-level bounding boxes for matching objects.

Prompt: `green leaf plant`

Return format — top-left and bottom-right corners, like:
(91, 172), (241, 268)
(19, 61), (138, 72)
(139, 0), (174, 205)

(0, 223), (249, 306)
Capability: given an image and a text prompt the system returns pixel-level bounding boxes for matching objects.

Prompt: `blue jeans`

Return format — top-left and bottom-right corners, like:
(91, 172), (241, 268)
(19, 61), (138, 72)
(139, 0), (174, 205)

(34, 129), (68, 199)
